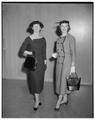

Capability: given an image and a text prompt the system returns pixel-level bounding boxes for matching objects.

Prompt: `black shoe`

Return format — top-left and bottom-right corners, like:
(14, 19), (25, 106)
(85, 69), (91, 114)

(33, 107), (38, 111)
(54, 107), (60, 111)
(33, 102), (42, 111)
(39, 102), (42, 106)
(54, 104), (60, 111)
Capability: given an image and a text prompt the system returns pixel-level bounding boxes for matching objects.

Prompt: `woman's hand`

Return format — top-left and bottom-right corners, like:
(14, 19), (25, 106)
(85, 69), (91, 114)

(44, 60), (47, 65)
(70, 65), (75, 74)
(44, 60), (47, 70)
(52, 53), (58, 58)
(23, 50), (32, 57)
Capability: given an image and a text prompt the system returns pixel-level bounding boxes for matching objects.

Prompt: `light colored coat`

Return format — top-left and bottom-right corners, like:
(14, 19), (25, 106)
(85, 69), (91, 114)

(55, 33), (76, 95)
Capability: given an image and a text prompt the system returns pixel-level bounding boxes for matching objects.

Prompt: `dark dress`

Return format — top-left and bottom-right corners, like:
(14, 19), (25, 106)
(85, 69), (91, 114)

(18, 36), (47, 94)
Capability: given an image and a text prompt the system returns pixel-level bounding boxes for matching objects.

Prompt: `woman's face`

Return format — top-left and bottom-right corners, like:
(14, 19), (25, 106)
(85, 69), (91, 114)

(32, 24), (41, 33)
(60, 23), (69, 34)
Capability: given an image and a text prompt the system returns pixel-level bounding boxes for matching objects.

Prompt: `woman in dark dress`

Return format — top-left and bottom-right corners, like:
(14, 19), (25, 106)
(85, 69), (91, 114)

(18, 21), (47, 110)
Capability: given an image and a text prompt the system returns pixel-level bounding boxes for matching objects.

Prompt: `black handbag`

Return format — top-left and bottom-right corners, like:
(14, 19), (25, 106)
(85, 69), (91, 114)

(24, 54), (37, 71)
(66, 72), (81, 91)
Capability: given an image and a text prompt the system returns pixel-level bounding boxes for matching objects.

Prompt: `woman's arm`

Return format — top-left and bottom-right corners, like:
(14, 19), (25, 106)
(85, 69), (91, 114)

(42, 38), (47, 64)
(18, 38), (32, 58)
(70, 36), (76, 73)
(51, 41), (58, 58)
(70, 37), (76, 65)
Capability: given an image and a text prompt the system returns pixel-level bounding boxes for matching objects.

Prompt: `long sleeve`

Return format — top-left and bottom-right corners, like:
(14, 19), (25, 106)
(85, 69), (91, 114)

(70, 36), (76, 66)
(18, 38), (28, 58)
(53, 41), (57, 53)
(42, 38), (47, 60)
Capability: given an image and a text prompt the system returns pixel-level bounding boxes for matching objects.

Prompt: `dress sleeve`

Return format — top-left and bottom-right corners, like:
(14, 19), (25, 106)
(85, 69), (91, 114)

(42, 38), (47, 60)
(70, 36), (76, 66)
(53, 41), (57, 53)
(18, 38), (28, 58)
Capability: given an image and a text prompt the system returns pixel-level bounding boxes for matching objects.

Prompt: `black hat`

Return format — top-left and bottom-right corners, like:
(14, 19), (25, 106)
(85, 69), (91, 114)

(28, 21), (44, 29)
(56, 20), (69, 25)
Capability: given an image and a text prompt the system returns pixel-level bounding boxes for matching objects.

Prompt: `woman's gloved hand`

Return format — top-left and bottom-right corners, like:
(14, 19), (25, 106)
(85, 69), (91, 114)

(23, 50), (32, 57)
(44, 60), (47, 70)
(70, 64), (75, 75)
(52, 53), (58, 58)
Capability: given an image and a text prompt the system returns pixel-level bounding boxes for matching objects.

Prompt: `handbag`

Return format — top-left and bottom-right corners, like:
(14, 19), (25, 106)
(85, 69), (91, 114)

(24, 54), (37, 71)
(66, 72), (81, 91)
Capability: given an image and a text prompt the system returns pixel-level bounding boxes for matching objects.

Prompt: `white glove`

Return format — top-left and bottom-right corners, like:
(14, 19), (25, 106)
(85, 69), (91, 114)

(23, 50), (32, 56)
(70, 66), (75, 74)
(52, 53), (58, 58)
(44, 60), (47, 65)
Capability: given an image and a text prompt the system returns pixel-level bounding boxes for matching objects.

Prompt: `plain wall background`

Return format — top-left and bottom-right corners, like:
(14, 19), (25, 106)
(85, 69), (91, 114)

(2, 3), (93, 85)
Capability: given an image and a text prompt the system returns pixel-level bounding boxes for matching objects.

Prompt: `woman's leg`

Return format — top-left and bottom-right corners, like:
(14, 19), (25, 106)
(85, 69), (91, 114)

(60, 93), (68, 104)
(55, 93), (68, 110)
(55, 94), (63, 109)
(34, 93), (40, 108)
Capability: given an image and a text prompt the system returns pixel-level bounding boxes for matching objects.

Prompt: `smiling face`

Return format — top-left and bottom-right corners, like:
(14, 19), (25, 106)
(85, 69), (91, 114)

(60, 23), (69, 34)
(32, 24), (41, 33)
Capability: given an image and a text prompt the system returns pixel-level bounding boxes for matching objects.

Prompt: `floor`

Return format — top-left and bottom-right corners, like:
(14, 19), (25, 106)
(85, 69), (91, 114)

(2, 79), (93, 118)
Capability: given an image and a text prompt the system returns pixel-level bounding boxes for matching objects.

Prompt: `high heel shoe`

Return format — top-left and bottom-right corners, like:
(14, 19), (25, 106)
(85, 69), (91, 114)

(54, 95), (63, 111)
(33, 102), (42, 111)
(39, 102), (42, 106)
(54, 103), (61, 111)
(54, 107), (60, 111)
(33, 107), (38, 111)
(33, 103), (39, 111)
(60, 96), (68, 105)
(54, 102), (61, 111)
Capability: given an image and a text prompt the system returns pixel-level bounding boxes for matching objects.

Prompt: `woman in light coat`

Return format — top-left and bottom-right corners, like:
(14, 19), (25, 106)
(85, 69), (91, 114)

(52, 20), (76, 110)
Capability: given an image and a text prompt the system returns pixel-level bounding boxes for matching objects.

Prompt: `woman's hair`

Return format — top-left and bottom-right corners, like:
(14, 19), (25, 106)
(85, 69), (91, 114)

(55, 20), (71, 36)
(26, 21), (44, 34)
